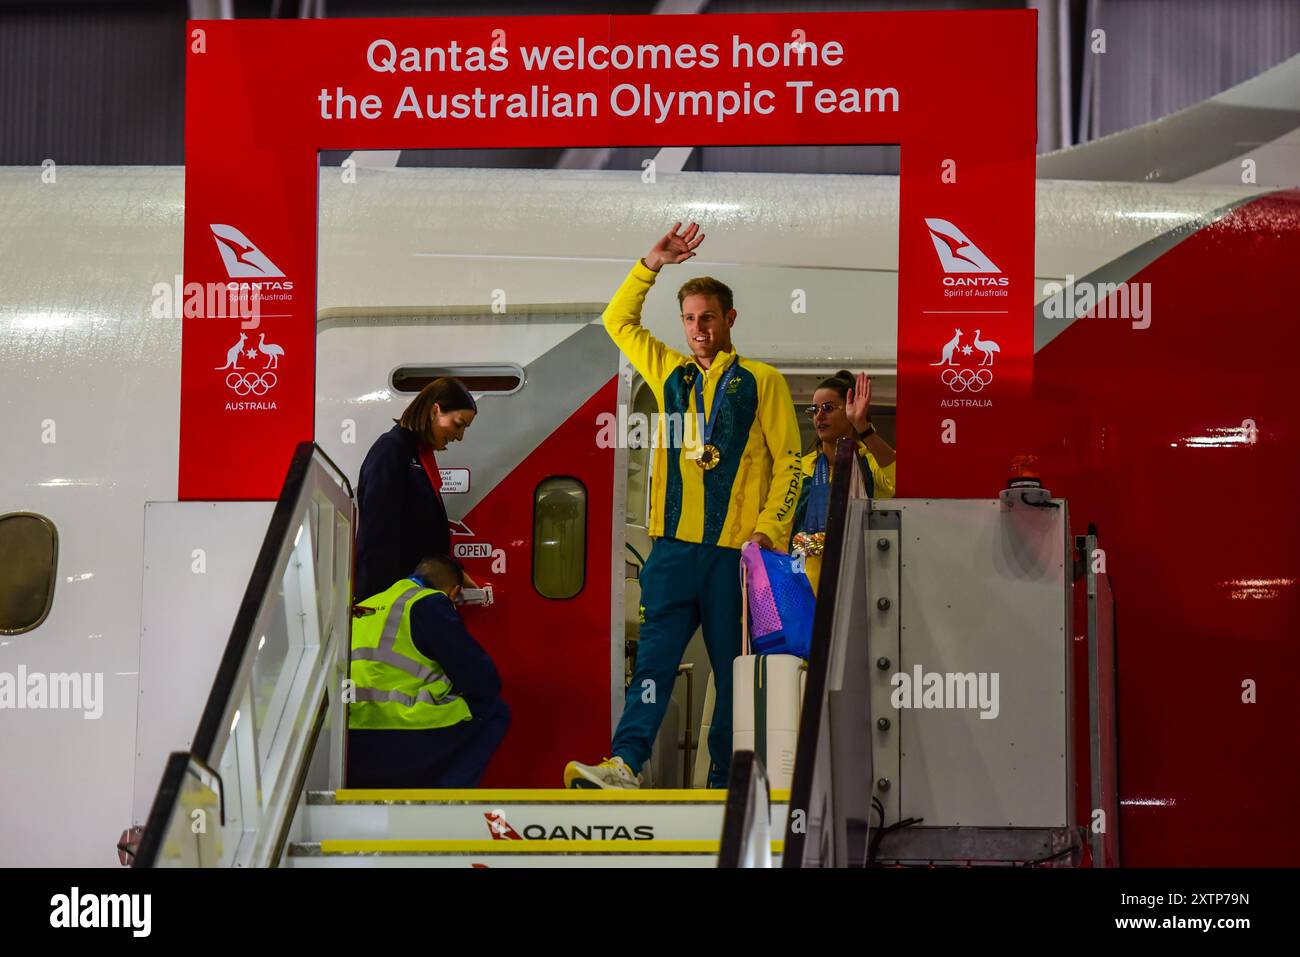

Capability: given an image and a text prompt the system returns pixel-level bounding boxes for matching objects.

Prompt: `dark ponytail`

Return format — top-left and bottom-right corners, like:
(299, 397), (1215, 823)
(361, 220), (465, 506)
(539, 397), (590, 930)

(816, 369), (855, 399)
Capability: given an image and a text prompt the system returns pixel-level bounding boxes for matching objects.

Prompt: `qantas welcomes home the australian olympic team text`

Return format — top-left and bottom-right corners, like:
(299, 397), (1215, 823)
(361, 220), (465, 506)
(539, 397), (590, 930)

(316, 35), (900, 125)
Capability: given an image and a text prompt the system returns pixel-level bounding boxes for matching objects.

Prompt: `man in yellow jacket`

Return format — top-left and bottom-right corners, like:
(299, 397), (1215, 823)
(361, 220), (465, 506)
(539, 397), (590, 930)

(565, 222), (802, 789)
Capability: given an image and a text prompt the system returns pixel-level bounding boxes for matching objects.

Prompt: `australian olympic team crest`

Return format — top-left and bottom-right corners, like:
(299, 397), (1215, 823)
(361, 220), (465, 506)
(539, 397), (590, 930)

(216, 329), (284, 411)
(930, 326), (999, 407)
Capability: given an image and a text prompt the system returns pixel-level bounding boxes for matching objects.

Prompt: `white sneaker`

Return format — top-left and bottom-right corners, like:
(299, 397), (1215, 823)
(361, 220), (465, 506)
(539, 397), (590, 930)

(563, 756), (641, 790)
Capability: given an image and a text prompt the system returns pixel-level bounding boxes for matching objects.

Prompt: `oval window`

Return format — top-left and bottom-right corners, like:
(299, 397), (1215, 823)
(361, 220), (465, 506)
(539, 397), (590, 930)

(533, 478), (586, 600)
(392, 365), (523, 395)
(0, 513), (58, 634)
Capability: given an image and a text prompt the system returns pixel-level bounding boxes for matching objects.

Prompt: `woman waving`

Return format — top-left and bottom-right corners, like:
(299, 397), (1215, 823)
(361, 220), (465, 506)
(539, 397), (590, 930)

(790, 371), (896, 594)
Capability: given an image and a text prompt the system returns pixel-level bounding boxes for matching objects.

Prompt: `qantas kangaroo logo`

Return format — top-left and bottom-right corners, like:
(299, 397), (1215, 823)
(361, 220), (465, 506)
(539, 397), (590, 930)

(210, 224), (286, 278)
(484, 811), (523, 840)
(925, 218), (1001, 274)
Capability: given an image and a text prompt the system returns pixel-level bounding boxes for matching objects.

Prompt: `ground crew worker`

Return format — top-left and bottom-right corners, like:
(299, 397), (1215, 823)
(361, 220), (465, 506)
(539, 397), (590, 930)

(564, 222), (802, 789)
(348, 554), (509, 788)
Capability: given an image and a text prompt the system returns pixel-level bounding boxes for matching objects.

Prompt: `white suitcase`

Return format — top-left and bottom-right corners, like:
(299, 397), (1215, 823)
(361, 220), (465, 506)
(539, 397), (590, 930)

(732, 654), (805, 791)
(732, 560), (807, 791)
(693, 672), (716, 789)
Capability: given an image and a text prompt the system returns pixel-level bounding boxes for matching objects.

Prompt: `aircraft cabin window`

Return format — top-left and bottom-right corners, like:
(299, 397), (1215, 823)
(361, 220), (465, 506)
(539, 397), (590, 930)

(0, 513), (58, 634)
(533, 477), (587, 600)
(392, 365), (523, 395)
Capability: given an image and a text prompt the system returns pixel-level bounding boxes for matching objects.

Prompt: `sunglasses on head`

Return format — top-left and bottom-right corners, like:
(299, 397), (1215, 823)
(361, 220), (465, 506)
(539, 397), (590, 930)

(804, 401), (843, 418)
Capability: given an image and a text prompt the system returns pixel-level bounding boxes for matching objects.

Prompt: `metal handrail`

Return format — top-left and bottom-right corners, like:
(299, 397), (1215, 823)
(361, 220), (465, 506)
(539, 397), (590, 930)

(718, 750), (773, 868)
(783, 436), (858, 868)
(135, 442), (354, 867)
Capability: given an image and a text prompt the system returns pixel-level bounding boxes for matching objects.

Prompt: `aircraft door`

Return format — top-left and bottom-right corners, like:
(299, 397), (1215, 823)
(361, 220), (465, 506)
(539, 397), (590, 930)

(316, 311), (620, 786)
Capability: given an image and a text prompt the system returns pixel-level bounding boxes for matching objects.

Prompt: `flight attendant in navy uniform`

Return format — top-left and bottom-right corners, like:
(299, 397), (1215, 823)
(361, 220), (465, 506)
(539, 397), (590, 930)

(354, 377), (478, 601)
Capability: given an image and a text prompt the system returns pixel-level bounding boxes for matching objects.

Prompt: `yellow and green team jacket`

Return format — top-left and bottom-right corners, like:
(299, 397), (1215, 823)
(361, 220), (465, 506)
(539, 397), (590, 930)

(790, 442), (896, 594)
(603, 260), (803, 550)
(793, 441), (897, 529)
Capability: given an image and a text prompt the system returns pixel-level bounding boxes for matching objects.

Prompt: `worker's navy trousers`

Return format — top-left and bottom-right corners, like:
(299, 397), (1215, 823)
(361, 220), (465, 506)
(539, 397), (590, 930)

(347, 696), (510, 788)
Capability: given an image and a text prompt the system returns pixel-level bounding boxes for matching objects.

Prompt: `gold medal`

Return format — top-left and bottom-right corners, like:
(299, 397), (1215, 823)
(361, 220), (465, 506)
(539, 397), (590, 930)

(693, 364), (737, 472)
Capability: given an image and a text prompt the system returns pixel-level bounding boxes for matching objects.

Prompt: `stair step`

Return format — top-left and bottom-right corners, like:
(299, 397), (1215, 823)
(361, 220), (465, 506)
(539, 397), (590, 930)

(285, 839), (785, 868)
(300, 789), (790, 842)
(320, 788), (791, 803)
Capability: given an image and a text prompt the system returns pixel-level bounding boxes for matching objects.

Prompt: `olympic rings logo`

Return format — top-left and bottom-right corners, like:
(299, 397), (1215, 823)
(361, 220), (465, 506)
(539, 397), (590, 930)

(940, 368), (993, 393)
(225, 372), (278, 396)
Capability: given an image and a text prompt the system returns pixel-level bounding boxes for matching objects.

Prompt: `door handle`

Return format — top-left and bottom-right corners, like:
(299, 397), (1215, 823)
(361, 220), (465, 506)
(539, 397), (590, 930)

(460, 585), (494, 607)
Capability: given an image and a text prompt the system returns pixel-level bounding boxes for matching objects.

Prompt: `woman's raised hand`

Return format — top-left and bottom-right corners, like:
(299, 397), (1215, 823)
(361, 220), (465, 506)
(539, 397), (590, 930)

(845, 372), (872, 432)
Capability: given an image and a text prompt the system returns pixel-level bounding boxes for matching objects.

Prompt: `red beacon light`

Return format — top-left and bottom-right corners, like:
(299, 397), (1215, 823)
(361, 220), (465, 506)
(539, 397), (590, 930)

(1007, 454), (1041, 489)
(1001, 454), (1056, 509)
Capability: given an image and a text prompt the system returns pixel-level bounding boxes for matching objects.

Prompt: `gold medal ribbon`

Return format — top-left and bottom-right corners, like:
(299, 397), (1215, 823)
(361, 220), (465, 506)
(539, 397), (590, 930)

(692, 362), (738, 470)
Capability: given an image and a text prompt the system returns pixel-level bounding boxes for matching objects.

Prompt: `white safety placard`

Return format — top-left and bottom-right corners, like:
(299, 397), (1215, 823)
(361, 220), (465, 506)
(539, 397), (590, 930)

(440, 468), (470, 493)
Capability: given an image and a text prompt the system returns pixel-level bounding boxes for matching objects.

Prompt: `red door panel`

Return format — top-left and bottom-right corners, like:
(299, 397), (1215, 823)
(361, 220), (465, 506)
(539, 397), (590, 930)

(455, 378), (619, 788)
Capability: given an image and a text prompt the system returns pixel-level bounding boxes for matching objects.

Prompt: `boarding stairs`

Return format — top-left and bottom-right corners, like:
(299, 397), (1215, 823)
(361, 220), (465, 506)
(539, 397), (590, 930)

(284, 788), (787, 867)
(133, 441), (1118, 868)
(133, 445), (786, 868)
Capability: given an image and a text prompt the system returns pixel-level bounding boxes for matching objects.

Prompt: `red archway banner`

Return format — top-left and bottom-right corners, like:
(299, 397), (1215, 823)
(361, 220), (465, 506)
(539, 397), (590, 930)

(181, 10), (1036, 499)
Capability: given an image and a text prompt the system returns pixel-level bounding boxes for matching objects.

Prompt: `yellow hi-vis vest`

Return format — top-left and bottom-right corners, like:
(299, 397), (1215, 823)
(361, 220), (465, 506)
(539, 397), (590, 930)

(349, 579), (473, 731)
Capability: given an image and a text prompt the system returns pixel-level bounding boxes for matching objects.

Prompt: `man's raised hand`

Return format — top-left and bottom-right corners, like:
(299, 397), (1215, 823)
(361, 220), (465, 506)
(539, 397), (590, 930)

(644, 221), (705, 272)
